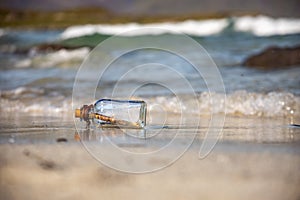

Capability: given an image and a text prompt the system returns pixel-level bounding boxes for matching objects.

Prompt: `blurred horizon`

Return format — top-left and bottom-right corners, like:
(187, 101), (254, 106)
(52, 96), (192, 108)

(0, 0), (299, 18)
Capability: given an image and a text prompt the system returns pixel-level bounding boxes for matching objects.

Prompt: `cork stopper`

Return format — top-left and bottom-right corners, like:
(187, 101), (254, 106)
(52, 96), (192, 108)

(75, 109), (81, 118)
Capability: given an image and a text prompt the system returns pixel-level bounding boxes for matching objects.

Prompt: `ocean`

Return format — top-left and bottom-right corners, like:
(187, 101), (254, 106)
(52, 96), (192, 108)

(0, 15), (299, 119)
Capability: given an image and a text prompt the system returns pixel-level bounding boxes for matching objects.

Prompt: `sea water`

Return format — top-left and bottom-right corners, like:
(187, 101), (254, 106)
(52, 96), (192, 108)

(0, 15), (299, 120)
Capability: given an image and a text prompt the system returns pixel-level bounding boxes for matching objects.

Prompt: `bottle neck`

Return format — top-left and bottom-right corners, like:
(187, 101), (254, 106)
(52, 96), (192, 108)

(75, 104), (94, 122)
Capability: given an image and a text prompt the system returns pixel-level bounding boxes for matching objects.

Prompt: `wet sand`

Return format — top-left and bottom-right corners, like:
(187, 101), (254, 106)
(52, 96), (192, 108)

(0, 114), (300, 200)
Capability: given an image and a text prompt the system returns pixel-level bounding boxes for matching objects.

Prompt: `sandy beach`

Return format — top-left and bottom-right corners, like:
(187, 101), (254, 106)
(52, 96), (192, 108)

(1, 114), (299, 200)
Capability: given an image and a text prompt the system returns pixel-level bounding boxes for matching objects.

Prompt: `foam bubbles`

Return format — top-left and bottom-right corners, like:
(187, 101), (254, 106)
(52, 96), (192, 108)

(199, 91), (299, 117)
(60, 19), (229, 39)
(234, 15), (300, 36)
(1, 86), (299, 118)
(147, 91), (300, 117)
(14, 47), (90, 68)
(60, 16), (300, 39)
(0, 29), (5, 37)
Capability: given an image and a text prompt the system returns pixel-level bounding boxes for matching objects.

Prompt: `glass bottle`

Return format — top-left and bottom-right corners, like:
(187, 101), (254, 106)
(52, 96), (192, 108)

(75, 99), (147, 128)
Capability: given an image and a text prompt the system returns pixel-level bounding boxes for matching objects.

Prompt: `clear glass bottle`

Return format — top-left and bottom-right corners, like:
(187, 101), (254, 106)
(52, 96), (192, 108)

(75, 99), (147, 128)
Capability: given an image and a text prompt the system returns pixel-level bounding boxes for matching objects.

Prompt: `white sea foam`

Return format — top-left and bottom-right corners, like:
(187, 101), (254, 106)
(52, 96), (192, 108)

(14, 47), (90, 68)
(234, 15), (300, 36)
(1, 87), (45, 98)
(201, 91), (299, 117)
(0, 29), (5, 37)
(60, 16), (300, 39)
(147, 91), (300, 117)
(60, 19), (229, 39)
(0, 87), (72, 115)
(1, 88), (299, 117)
(0, 97), (72, 115)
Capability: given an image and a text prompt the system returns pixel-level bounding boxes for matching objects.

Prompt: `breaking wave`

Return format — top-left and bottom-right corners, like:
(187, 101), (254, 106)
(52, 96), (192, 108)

(235, 15), (300, 36)
(60, 15), (300, 39)
(1, 87), (299, 117)
(0, 29), (5, 37)
(13, 47), (90, 68)
(149, 91), (299, 117)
